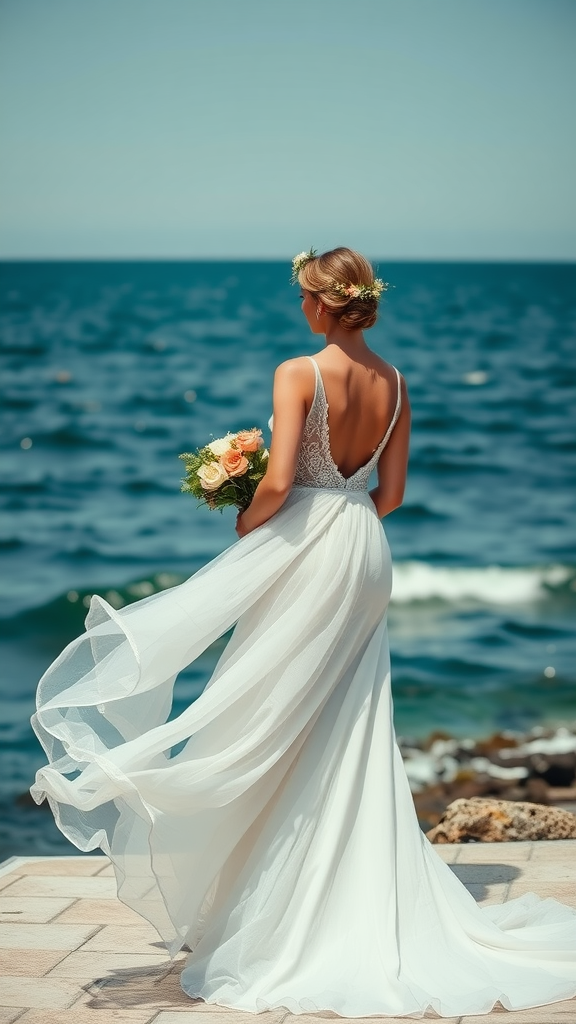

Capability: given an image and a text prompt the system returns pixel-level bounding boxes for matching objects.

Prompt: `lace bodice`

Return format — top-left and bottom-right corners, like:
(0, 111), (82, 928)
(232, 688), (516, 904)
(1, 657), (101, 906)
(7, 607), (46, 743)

(268, 356), (402, 491)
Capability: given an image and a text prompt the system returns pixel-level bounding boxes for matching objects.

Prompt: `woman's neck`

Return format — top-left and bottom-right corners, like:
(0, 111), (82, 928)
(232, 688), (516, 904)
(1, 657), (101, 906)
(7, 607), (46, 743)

(323, 318), (368, 355)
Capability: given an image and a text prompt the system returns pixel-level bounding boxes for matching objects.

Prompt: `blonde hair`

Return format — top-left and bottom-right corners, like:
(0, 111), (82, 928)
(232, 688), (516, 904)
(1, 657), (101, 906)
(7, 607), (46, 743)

(298, 246), (380, 330)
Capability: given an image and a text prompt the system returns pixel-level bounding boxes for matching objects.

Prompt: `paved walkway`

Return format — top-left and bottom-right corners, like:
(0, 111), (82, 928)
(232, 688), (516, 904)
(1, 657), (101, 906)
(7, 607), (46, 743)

(0, 842), (575, 1024)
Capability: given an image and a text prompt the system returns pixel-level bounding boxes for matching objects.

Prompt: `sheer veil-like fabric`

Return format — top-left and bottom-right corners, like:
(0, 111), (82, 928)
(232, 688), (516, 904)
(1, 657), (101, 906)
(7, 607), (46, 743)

(31, 357), (576, 1017)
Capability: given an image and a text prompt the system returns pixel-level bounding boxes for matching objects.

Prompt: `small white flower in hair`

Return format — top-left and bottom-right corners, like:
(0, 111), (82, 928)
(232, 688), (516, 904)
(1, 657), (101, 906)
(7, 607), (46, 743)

(291, 248), (317, 283)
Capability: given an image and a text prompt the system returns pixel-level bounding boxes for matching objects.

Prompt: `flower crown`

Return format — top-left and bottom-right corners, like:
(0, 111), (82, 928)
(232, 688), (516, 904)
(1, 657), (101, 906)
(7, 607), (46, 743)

(291, 248), (388, 302)
(333, 279), (387, 301)
(291, 248), (317, 283)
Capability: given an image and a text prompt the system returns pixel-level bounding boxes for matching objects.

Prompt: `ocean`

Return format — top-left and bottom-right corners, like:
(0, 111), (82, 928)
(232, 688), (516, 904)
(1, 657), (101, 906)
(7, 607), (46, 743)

(1, 259), (575, 856)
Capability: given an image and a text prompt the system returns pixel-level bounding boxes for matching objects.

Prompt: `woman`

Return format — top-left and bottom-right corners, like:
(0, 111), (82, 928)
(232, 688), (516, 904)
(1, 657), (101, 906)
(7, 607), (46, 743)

(32, 247), (576, 1017)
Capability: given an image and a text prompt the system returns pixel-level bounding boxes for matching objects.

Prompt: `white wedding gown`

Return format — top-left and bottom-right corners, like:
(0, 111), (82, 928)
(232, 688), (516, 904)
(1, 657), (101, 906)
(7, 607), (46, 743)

(32, 356), (576, 1018)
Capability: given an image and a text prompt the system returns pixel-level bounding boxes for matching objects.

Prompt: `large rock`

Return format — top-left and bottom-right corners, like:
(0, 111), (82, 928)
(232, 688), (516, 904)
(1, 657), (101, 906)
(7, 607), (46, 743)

(426, 796), (576, 843)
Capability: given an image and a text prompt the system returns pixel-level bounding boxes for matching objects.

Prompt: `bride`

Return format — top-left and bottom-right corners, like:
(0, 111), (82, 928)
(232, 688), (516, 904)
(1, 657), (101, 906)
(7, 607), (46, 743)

(31, 247), (576, 1018)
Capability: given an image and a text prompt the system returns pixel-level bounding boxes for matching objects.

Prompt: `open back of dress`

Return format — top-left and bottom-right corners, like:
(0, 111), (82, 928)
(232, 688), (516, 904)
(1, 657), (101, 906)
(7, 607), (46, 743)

(291, 356), (402, 488)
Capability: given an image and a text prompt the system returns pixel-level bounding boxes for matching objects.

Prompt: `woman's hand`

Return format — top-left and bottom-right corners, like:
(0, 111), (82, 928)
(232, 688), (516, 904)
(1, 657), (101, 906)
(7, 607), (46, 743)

(235, 510), (250, 538)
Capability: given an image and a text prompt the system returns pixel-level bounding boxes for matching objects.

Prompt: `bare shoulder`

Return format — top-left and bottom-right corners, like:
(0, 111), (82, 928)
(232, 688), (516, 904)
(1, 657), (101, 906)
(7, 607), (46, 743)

(273, 356), (315, 400)
(274, 356), (313, 381)
(368, 354), (410, 416)
(395, 370), (410, 420)
(374, 353), (408, 392)
(369, 351), (399, 377)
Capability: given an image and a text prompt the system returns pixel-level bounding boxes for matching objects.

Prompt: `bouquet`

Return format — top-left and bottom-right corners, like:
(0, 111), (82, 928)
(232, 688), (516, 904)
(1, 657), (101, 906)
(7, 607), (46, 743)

(179, 428), (269, 512)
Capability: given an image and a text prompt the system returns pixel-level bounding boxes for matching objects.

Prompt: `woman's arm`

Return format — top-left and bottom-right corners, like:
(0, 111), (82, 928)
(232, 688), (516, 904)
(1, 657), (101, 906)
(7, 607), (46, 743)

(369, 375), (411, 518)
(236, 359), (311, 537)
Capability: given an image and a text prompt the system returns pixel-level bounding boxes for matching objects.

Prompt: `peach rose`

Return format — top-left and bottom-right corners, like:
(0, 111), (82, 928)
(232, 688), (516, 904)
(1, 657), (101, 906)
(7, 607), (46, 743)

(220, 448), (249, 477)
(235, 429), (263, 453)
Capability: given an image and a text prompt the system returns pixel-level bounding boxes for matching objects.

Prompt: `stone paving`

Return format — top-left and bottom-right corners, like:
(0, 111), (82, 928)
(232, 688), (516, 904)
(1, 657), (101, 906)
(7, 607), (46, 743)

(0, 842), (575, 1024)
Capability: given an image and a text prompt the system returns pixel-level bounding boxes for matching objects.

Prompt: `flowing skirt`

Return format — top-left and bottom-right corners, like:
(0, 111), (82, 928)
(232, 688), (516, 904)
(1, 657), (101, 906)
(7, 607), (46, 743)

(31, 486), (576, 1017)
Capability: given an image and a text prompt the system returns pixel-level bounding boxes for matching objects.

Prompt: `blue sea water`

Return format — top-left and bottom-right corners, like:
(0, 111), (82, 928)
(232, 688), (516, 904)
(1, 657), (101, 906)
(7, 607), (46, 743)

(1, 259), (575, 856)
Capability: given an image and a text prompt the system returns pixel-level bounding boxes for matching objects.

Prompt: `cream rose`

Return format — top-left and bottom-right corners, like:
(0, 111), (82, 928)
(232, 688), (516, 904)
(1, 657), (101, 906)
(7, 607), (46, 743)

(197, 461), (229, 491)
(235, 429), (263, 453)
(220, 448), (249, 477)
(207, 434), (235, 457)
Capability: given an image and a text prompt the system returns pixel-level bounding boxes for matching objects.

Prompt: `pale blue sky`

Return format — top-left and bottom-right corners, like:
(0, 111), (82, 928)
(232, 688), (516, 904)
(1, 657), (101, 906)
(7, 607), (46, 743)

(1, 0), (575, 259)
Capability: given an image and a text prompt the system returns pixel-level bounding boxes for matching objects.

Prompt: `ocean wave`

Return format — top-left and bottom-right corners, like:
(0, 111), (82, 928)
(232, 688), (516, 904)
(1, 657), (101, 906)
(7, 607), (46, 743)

(2, 563), (574, 635)
(390, 562), (575, 605)
(392, 503), (448, 522)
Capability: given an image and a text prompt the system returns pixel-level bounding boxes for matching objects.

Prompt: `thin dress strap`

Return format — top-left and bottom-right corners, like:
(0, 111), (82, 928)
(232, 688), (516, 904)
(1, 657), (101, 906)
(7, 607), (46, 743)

(305, 356), (323, 421)
(306, 355), (321, 391)
(380, 366), (402, 451)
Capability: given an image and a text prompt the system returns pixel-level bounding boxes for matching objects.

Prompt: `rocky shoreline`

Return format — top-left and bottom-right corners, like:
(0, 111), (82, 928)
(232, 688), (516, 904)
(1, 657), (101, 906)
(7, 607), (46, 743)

(9, 723), (576, 855)
(398, 723), (576, 835)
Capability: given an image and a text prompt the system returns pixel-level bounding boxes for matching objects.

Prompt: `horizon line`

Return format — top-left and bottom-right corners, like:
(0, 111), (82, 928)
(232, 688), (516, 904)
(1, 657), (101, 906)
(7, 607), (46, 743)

(1, 255), (575, 265)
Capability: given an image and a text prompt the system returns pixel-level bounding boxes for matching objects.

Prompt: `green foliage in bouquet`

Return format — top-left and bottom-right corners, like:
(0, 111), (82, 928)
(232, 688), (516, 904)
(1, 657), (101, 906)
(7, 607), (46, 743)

(179, 428), (269, 512)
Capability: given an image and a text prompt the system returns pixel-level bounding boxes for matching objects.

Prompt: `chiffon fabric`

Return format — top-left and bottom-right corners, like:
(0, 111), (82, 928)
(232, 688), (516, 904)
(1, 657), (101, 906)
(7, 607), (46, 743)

(32, 357), (576, 1018)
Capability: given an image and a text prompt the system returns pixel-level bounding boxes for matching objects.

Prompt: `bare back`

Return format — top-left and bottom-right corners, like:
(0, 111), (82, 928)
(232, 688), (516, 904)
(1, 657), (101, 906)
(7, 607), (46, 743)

(265, 345), (410, 519)
(308, 349), (401, 480)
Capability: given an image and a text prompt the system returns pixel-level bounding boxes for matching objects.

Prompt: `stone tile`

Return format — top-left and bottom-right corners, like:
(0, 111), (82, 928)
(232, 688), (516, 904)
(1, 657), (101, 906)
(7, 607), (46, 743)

(0, 1009), (25, 1024)
(0, 897), (75, 924)
(368, 1018), (460, 1024)
(152, 1006), (268, 1017)
(456, 842), (533, 862)
(449, 862), (521, 885)
(0, 875), (21, 893)
(0, 948), (70, 976)
(285, 1017), (461, 1024)
(96, 862), (115, 876)
(507, 881), (576, 908)
(5, 876), (118, 900)
(0, 923), (98, 951)
(428, 844), (461, 863)
(16, 1009), (157, 1024)
(529, 840), (576, 862)
(53, 898), (144, 926)
(0, 1008), (25, 1024)
(13, 859), (107, 877)
(506, 860), (575, 883)
(152, 1015), (249, 1024)
(153, 1014), (288, 1024)
(461, 997), (576, 1021)
(0, 976), (91, 1009)
(76, 959), (192, 1011)
(80, 924), (164, 954)
(48, 950), (171, 979)
(465, 882), (509, 906)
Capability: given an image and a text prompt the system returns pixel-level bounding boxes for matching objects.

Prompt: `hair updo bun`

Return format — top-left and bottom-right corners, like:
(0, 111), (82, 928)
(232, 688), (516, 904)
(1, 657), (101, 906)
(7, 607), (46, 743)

(298, 246), (382, 331)
(337, 298), (378, 332)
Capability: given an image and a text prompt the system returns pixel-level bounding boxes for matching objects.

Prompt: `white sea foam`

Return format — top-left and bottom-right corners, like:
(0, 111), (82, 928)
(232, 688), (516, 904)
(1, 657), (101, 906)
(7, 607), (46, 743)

(499, 727), (576, 758)
(399, 727), (576, 793)
(390, 562), (572, 606)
